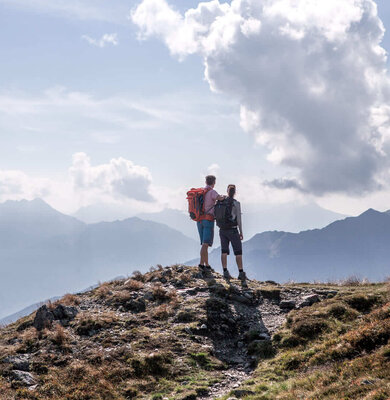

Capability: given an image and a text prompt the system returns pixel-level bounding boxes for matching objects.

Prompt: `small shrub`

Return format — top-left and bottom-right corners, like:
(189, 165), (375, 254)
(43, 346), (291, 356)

(152, 284), (169, 301)
(123, 387), (138, 399)
(327, 303), (358, 320)
(382, 347), (390, 358)
(60, 294), (81, 306)
(279, 334), (304, 348)
(247, 340), (276, 359)
(95, 284), (112, 299)
(151, 304), (173, 320)
(74, 312), (117, 336)
(345, 294), (379, 312)
(190, 353), (213, 370)
(340, 275), (363, 286)
(48, 324), (70, 346)
(175, 310), (195, 323)
(292, 317), (329, 339)
(132, 270), (145, 282)
(123, 279), (144, 291)
(145, 352), (172, 376)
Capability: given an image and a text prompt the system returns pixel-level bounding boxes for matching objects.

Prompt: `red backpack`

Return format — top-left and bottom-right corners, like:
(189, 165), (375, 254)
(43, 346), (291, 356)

(186, 187), (211, 221)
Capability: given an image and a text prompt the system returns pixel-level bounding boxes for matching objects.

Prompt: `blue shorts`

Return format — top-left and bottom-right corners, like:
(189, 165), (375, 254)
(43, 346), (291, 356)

(197, 219), (215, 247)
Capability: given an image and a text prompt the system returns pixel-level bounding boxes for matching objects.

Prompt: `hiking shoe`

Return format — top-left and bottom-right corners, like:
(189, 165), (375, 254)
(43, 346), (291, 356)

(223, 269), (232, 280)
(238, 271), (247, 281)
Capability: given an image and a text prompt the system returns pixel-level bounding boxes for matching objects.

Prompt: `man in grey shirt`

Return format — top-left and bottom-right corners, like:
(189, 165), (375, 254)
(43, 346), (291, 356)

(217, 184), (247, 285)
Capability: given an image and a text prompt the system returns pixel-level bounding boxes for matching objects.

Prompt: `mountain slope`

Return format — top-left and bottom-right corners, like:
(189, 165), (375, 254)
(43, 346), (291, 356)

(206, 209), (390, 282)
(0, 266), (388, 400)
(0, 199), (197, 320)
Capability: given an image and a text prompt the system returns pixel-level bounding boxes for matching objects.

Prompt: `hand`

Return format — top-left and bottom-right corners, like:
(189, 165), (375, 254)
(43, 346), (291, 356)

(240, 234), (243, 241)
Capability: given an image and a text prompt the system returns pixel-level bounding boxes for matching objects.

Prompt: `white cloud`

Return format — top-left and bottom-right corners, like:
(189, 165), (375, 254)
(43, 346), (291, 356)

(132, 0), (390, 196)
(82, 33), (119, 48)
(0, 153), (183, 215)
(207, 163), (220, 176)
(0, 0), (130, 23)
(0, 170), (51, 201)
(70, 152), (154, 202)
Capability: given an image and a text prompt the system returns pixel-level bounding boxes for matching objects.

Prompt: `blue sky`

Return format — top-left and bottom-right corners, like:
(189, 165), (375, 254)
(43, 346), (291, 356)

(1, 0), (390, 219)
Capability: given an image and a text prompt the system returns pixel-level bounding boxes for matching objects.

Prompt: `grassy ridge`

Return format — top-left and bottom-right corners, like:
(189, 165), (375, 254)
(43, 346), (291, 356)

(0, 267), (389, 400)
(226, 283), (390, 400)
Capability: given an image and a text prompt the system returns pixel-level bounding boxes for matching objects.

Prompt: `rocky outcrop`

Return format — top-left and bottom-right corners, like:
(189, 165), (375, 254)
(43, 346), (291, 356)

(33, 304), (78, 331)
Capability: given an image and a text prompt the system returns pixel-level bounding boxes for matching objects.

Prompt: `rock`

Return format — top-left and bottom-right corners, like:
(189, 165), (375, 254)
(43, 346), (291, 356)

(143, 291), (155, 301)
(16, 320), (33, 332)
(301, 294), (320, 306)
(9, 370), (37, 387)
(125, 298), (146, 313)
(229, 294), (252, 305)
(279, 300), (296, 309)
(361, 379), (375, 385)
(33, 304), (78, 331)
(33, 305), (54, 331)
(52, 304), (78, 325)
(2, 355), (30, 371)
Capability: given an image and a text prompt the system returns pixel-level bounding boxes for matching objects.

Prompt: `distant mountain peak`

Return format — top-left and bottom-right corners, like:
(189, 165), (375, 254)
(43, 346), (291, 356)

(359, 208), (385, 218)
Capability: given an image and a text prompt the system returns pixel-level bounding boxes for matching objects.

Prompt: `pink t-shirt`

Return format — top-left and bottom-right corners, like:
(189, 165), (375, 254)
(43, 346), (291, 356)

(204, 185), (219, 217)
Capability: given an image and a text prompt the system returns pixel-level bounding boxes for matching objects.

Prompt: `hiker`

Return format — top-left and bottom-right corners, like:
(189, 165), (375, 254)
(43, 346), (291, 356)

(215, 184), (247, 283)
(187, 175), (224, 273)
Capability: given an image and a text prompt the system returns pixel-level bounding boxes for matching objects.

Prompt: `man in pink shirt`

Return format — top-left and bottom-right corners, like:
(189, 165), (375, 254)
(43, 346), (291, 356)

(198, 175), (224, 273)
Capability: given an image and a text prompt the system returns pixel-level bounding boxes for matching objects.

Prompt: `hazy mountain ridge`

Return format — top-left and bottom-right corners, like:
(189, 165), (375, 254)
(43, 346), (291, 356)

(204, 209), (390, 283)
(0, 199), (197, 319)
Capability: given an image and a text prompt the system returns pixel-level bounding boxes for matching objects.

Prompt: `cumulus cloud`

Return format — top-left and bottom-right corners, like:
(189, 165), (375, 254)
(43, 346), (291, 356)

(0, 170), (51, 200)
(207, 163), (220, 176)
(82, 33), (119, 48)
(69, 152), (154, 202)
(132, 0), (390, 195)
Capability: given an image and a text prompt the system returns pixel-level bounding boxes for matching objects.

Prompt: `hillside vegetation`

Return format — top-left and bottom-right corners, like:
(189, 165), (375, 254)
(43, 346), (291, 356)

(0, 266), (388, 400)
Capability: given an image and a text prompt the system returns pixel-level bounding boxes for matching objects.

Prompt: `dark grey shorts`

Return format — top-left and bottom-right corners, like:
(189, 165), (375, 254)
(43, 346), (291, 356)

(219, 228), (242, 256)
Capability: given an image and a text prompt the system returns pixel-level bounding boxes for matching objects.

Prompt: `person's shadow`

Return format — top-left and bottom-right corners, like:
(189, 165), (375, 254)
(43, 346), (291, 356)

(200, 270), (270, 370)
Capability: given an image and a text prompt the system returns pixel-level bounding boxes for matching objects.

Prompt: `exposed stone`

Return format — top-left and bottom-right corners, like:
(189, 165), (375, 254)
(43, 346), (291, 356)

(33, 305), (54, 331)
(279, 300), (296, 309)
(2, 355), (30, 371)
(9, 370), (37, 387)
(52, 304), (78, 326)
(125, 298), (146, 313)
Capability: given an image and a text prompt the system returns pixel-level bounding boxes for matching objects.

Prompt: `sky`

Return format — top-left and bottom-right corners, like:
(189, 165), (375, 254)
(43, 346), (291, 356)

(1, 0), (390, 220)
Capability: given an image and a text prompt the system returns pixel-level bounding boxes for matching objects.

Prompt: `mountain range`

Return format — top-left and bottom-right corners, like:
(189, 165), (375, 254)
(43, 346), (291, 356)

(204, 208), (390, 282)
(0, 199), (197, 319)
(1, 198), (389, 324)
(73, 202), (346, 240)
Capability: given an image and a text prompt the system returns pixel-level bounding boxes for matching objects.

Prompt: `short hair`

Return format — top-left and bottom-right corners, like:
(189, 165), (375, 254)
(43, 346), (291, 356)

(227, 184), (236, 198)
(206, 175), (216, 186)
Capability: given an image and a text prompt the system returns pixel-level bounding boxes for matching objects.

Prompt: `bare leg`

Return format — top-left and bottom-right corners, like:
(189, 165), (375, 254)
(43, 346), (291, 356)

(236, 255), (243, 271)
(221, 253), (228, 269)
(200, 243), (209, 266)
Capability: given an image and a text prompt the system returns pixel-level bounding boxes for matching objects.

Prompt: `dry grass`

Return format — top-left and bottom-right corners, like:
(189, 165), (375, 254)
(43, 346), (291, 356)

(151, 304), (174, 320)
(47, 324), (71, 347)
(95, 282), (112, 299)
(123, 279), (144, 291)
(58, 294), (81, 306)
